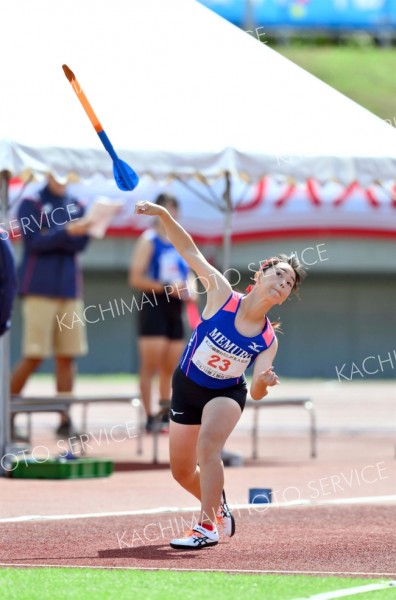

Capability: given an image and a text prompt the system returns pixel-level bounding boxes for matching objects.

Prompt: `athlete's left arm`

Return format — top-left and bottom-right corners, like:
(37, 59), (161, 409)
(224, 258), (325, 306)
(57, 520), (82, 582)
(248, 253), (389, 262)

(250, 338), (279, 400)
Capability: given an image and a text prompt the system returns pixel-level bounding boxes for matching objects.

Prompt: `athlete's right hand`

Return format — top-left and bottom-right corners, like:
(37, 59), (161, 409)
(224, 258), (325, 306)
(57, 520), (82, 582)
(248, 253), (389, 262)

(134, 201), (166, 217)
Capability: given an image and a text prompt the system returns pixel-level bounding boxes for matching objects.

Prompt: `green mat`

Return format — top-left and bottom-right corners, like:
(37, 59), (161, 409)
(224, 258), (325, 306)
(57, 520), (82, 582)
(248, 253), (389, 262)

(10, 457), (113, 479)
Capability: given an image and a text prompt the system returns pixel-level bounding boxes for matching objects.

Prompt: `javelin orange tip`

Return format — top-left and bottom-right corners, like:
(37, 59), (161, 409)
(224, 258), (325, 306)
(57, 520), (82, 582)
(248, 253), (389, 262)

(62, 64), (74, 82)
(62, 63), (102, 133)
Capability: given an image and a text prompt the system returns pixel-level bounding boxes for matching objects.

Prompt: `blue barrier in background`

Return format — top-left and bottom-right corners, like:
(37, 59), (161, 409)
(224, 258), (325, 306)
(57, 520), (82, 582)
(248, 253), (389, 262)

(199, 0), (396, 30)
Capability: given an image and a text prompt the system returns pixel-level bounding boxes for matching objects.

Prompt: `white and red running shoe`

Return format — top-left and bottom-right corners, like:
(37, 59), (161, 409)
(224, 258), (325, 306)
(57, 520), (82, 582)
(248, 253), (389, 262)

(170, 525), (219, 550)
(216, 489), (235, 537)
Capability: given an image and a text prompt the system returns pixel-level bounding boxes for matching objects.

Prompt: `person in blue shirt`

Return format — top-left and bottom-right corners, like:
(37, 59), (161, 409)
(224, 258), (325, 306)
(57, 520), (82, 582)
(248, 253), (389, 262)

(11, 174), (91, 439)
(135, 199), (306, 550)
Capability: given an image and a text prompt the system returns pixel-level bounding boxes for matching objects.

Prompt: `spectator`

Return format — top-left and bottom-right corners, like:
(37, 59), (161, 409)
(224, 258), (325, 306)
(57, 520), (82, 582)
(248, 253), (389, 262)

(11, 174), (91, 439)
(129, 193), (195, 432)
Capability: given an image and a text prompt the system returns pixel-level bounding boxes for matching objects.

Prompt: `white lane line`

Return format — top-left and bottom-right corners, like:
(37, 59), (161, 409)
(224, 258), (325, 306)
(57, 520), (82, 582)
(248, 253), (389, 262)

(0, 506), (199, 523)
(292, 580), (396, 599)
(1, 494), (395, 524)
(0, 563), (395, 577)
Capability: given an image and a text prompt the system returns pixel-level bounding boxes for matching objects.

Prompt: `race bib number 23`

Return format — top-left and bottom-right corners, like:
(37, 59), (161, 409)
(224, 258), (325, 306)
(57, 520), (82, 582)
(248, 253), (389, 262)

(191, 336), (250, 380)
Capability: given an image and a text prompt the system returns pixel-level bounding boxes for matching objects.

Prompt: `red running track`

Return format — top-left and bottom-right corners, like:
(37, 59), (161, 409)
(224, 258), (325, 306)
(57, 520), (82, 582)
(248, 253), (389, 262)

(1, 504), (395, 576)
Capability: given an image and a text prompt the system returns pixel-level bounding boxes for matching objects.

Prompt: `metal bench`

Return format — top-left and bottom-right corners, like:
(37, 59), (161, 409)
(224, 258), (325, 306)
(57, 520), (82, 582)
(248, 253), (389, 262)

(150, 396), (316, 463)
(10, 394), (143, 455)
(245, 397), (316, 459)
(11, 394), (316, 462)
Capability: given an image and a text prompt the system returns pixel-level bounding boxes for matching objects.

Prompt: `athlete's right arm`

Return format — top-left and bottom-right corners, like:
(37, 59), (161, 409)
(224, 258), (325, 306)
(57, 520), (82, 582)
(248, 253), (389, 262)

(134, 201), (231, 300)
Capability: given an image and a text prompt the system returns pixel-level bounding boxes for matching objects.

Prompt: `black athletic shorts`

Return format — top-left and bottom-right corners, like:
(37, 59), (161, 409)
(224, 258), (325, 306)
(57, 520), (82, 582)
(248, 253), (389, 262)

(138, 292), (184, 340)
(170, 366), (248, 425)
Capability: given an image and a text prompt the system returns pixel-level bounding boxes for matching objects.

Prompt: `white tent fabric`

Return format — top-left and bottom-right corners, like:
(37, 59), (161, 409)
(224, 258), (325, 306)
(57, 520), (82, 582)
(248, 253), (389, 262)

(1, 0), (396, 185)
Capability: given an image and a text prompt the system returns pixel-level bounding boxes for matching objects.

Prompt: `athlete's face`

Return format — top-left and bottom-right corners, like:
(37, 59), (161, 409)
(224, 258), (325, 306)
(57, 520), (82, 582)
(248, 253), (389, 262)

(258, 262), (296, 304)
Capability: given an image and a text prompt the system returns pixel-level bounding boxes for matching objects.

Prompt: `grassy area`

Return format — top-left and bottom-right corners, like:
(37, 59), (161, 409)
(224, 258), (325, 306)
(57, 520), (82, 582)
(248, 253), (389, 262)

(0, 569), (395, 600)
(274, 46), (396, 121)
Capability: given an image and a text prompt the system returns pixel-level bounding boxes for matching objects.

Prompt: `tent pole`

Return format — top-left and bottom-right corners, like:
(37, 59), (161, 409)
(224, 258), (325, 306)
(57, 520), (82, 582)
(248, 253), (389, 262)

(244, 0), (255, 33)
(0, 171), (11, 476)
(222, 172), (232, 277)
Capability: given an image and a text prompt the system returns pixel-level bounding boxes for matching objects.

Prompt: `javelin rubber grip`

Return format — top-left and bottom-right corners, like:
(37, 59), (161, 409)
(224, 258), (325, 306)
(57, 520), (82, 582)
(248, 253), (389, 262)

(97, 130), (117, 160)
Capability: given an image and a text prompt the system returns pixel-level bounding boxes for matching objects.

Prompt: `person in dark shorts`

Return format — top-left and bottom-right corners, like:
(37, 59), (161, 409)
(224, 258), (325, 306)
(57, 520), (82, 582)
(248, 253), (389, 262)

(135, 200), (306, 550)
(129, 194), (194, 432)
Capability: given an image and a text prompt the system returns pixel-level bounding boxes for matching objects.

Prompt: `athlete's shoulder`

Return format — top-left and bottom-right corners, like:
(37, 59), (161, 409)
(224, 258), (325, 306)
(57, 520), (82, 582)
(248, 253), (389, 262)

(261, 317), (276, 348)
(221, 291), (243, 313)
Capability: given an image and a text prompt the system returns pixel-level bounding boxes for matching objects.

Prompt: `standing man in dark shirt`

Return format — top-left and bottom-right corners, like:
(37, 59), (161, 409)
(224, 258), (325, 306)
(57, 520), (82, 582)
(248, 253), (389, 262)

(11, 174), (91, 438)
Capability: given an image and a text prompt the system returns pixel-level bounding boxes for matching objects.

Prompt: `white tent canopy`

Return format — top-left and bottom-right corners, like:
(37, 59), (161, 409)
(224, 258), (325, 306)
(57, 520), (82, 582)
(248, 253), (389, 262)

(1, 0), (396, 186)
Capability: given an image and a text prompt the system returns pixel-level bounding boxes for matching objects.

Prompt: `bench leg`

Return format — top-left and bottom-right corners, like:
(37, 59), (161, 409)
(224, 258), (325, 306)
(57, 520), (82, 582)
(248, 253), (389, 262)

(251, 408), (259, 459)
(306, 403), (317, 459)
(136, 401), (144, 456)
(311, 411), (317, 459)
(152, 429), (159, 464)
(82, 403), (88, 433)
(27, 413), (32, 445)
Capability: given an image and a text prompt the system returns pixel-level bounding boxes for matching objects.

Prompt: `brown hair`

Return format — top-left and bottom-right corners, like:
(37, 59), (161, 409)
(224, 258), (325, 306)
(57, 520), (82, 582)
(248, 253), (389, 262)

(155, 193), (179, 209)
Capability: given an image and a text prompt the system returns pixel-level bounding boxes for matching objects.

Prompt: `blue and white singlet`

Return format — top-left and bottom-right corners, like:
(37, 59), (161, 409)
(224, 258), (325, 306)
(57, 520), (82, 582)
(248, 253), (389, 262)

(179, 291), (275, 389)
(144, 229), (189, 283)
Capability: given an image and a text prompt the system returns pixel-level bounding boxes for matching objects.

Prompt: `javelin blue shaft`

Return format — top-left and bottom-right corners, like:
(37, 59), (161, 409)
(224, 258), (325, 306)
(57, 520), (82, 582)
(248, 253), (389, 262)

(97, 130), (118, 161)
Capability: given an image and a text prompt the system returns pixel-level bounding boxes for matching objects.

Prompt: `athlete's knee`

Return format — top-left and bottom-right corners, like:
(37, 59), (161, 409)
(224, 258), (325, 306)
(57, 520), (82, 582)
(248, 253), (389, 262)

(197, 435), (222, 464)
(170, 461), (196, 485)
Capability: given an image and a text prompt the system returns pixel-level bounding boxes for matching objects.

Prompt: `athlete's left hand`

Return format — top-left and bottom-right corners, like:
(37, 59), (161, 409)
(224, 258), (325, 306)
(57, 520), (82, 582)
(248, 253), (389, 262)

(256, 366), (279, 388)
